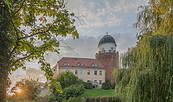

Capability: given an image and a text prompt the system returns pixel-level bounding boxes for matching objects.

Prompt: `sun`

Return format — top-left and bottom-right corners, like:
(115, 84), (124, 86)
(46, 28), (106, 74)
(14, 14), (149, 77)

(16, 89), (21, 93)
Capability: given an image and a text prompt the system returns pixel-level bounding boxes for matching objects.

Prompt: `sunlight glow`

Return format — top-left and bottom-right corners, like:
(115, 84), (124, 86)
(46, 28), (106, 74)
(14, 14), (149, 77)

(16, 89), (21, 93)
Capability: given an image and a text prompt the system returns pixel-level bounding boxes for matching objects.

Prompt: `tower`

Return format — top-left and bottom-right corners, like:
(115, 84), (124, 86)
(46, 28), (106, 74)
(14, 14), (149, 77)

(95, 34), (119, 84)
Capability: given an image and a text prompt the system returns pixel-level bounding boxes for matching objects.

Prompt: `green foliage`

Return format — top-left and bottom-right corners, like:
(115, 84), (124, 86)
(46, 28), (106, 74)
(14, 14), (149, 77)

(49, 72), (84, 102)
(0, 0), (79, 101)
(56, 72), (84, 89)
(63, 97), (85, 102)
(86, 96), (121, 102)
(84, 82), (93, 89)
(10, 79), (40, 101)
(63, 84), (85, 100)
(101, 82), (112, 90)
(135, 0), (173, 36)
(80, 89), (114, 97)
(49, 84), (85, 102)
(115, 35), (173, 102)
(115, 1), (173, 101)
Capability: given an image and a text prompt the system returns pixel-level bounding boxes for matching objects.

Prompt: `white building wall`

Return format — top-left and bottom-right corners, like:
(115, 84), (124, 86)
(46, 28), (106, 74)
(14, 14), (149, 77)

(98, 43), (116, 53)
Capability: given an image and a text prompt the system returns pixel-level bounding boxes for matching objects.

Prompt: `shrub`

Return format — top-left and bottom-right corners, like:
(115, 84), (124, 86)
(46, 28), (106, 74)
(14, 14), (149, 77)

(63, 84), (85, 100)
(84, 82), (92, 89)
(101, 82), (112, 90)
(86, 96), (121, 102)
(56, 72), (84, 89)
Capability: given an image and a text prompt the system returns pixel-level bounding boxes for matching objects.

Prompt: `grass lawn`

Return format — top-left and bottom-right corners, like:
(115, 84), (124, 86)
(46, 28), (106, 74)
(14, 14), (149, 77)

(80, 88), (115, 97)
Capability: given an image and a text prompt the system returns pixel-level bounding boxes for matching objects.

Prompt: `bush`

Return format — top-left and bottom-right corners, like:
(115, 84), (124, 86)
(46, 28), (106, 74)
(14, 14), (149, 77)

(56, 72), (84, 89)
(84, 82), (92, 89)
(63, 84), (85, 100)
(86, 96), (121, 102)
(101, 82), (112, 90)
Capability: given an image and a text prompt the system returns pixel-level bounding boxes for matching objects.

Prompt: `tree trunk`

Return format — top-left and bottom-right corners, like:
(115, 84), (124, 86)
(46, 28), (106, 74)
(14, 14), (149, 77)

(0, 1), (11, 101)
(0, 33), (10, 102)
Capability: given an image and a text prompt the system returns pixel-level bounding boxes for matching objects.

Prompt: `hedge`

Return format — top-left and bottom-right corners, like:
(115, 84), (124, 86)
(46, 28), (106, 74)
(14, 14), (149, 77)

(85, 96), (121, 102)
(84, 82), (92, 89)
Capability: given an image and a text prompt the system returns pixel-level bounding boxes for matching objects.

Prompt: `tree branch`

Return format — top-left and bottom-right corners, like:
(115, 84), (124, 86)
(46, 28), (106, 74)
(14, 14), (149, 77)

(11, 0), (26, 17)
(19, 20), (58, 40)
(10, 42), (53, 68)
(10, 52), (35, 68)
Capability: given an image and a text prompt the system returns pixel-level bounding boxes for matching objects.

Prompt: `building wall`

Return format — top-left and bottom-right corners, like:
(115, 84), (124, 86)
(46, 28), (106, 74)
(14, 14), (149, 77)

(95, 52), (119, 84)
(54, 66), (105, 85)
(98, 43), (116, 53)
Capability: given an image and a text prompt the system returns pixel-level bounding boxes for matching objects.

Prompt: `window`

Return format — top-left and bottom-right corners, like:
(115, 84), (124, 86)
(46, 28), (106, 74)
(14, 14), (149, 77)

(110, 47), (114, 52)
(64, 63), (70, 65)
(99, 80), (102, 84)
(101, 48), (105, 53)
(91, 64), (98, 66)
(99, 71), (102, 75)
(87, 70), (90, 75)
(94, 80), (97, 82)
(75, 70), (78, 75)
(80, 70), (83, 75)
(87, 80), (91, 82)
(65, 69), (69, 72)
(77, 63), (84, 66)
(94, 70), (97, 75)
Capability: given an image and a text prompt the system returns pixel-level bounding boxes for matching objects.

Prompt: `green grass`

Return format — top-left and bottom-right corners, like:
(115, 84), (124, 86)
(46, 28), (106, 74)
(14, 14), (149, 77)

(80, 88), (115, 97)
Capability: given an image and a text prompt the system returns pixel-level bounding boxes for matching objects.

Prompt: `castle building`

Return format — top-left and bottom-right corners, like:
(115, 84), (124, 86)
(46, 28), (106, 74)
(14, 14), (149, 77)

(52, 34), (119, 85)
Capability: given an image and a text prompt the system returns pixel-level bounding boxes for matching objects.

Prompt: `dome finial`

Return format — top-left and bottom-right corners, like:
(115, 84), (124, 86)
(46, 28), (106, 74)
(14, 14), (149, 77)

(106, 32), (108, 35)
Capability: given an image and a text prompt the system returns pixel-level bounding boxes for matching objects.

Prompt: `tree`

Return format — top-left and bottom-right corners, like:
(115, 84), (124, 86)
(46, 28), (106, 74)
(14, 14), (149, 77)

(135, 0), (173, 38)
(115, 0), (173, 102)
(0, 0), (78, 101)
(49, 72), (84, 102)
(55, 72), (83, 89)
(11, 78), (40, 101)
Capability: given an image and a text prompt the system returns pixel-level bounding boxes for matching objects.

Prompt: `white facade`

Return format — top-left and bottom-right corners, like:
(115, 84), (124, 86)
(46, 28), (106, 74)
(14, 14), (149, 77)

(98, 43), (116, 53)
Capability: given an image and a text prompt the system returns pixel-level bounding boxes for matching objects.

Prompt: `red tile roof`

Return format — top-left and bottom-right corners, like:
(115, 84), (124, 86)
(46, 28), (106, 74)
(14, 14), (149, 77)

(57, 57), (105, 68)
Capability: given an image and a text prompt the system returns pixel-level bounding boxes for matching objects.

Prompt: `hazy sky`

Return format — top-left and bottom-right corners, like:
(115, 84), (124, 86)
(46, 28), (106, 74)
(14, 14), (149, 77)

(10, 0), (148, 83)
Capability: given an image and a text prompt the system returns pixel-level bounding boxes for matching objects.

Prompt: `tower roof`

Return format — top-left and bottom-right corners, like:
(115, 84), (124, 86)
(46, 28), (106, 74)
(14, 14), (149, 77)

(98, 35), (116, 47)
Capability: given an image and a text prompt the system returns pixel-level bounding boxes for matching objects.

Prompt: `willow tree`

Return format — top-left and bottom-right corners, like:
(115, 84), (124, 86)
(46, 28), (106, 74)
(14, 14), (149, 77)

(115, 0), (173, 102)
(135, 0), (173, 37)
(0, 0), (78, 101)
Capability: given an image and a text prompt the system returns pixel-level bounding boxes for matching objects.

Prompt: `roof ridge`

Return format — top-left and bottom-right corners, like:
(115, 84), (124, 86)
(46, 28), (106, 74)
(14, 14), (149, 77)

(62, 57), (96, 60)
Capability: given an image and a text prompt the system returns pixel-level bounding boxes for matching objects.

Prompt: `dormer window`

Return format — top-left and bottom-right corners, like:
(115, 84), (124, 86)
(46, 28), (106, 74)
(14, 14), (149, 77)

(63, 62), (70, 65)
(77, 63), (84, 66)
(91, 64), (98, 66)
